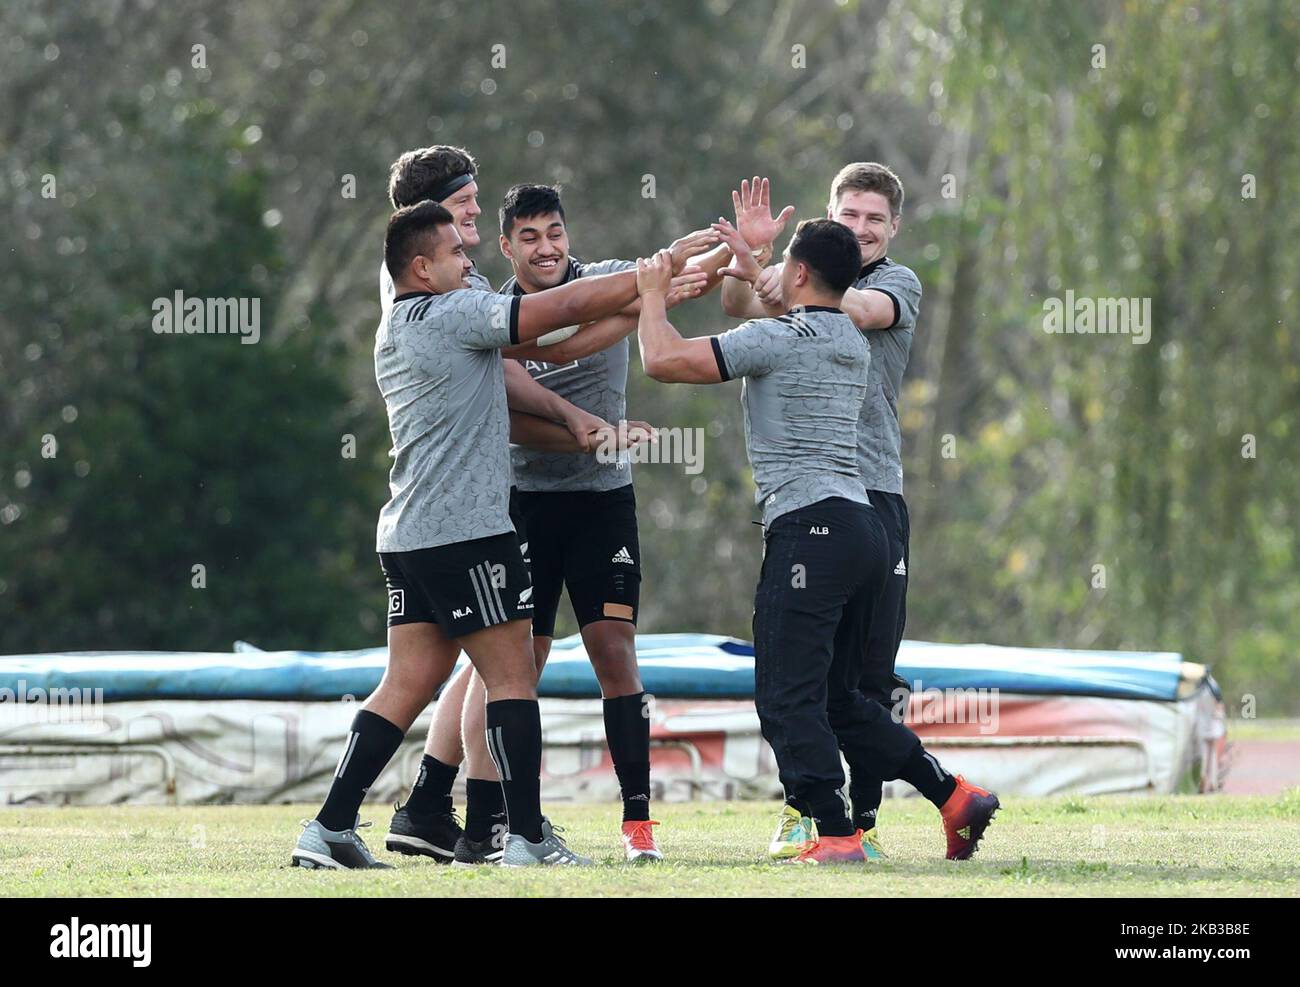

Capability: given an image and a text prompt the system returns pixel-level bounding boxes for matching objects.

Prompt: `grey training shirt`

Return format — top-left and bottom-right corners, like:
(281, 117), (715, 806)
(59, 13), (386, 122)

(499, 258), (635, 493)
(711, 306), (871, 527)
(853, 257), (922, 494)
(374, 287), (522, 552)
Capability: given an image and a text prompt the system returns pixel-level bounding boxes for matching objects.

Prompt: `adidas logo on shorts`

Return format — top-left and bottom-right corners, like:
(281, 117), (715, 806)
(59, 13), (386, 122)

(894, 558), (907, 576)
(611, 546), (635, 565)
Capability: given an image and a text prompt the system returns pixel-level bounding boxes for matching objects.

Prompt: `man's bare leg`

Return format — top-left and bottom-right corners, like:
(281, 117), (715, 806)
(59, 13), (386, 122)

(426, 659), (471, 762)
(390, 658), (469, 822)
(304, 622), (458, 853)
(383, 650), (474, 860)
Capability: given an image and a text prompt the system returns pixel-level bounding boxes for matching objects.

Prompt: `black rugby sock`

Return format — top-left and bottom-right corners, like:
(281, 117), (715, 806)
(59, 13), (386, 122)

(485, 699), (545, 843)
(603, 692), (652, 822)
(807, 789), (855, 838)
(404, 754), (458, 816)
(317, 710), (405, 832)
(898, 744), (957, 808)
(851, 777), (884, 831)
(785, 794), (812, 818)
(465, 777), (507, 842)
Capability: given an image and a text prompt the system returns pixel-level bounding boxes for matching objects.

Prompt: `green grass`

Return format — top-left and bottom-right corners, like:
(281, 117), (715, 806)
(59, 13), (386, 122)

(1228, 717), (1300, 742)
(3, 793), (1299, 897)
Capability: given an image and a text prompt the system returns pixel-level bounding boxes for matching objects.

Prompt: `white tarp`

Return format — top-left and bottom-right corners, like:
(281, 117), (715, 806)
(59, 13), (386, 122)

(0, 687), (1224, 805)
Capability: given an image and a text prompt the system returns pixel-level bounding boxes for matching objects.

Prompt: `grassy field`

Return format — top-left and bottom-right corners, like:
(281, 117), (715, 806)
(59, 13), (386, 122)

(1229, 718), (1300, 742)
(2, 792), (1298, 898)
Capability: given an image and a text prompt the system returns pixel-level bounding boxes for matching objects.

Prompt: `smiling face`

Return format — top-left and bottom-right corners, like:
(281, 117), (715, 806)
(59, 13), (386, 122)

(440, 179), (482, 249)
(500, 211), (570, 292)
(410, 221), (474, 293)
(829, 190), (899, 267)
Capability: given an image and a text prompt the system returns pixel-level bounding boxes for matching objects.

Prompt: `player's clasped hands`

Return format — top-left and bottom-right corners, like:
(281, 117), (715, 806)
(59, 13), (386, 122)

(668, 227), (722, 273)
(586, 419), (657, 458)
(636, 249), (676, 297)
(753, 262), (784, 308)
(666, 268), (709, 307)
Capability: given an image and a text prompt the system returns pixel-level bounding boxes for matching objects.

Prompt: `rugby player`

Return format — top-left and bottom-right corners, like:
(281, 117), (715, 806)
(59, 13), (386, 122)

(291, 201), (697, 868)
(451, 186), (721, 866)
(458, 183), (715, 863)
(722, 167), (924, 860)
(372, 145), (658, 863)
(636, 218), (999, 862)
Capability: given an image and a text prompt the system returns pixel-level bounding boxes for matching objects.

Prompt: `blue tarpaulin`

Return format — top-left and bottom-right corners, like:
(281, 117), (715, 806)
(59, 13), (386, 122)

(0, 634), (1197, 702)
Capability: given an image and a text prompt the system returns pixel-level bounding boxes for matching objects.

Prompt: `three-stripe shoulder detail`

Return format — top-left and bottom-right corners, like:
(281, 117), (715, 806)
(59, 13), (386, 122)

(775, 315), (817, 338)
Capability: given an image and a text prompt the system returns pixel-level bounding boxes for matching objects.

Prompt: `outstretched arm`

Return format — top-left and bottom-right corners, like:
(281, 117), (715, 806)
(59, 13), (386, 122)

(504, 313), (638, 363)
(515, 270), (639, 342)
(636, 250), (723, 385)
(510, 412), (595, 451)
(716, 218), (785, 320)
(665, 228), (729, 298)
(515, 229), (720, 342)
(503, 269), (710, 362)
(504, 359), (610, 451)
(511, 412), (656, 454)
(839, 287), (901, 331)
(721, 262), (785, 319)
(842, 265), (923, 332)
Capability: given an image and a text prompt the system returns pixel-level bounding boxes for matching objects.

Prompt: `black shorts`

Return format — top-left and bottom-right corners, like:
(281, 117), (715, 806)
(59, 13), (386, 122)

(380, 531), (532, 638)
(511, 484), (640, 638)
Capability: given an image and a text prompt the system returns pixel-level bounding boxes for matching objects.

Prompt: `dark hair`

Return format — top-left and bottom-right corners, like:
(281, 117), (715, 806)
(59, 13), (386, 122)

(384, 201), (454, 281)
(499, 183), (566, 239)
(388, 145), (478, 208)
(786, 219), (862, 294)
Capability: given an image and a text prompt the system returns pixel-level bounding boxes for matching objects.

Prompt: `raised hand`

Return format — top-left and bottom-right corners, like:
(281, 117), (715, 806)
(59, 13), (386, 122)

(636, 249), (675, 296)
(712, 218), (764, 285)
(733, 176), (795, 249)
(667, 228), (722, 274)
(665, 268), (709, 308)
